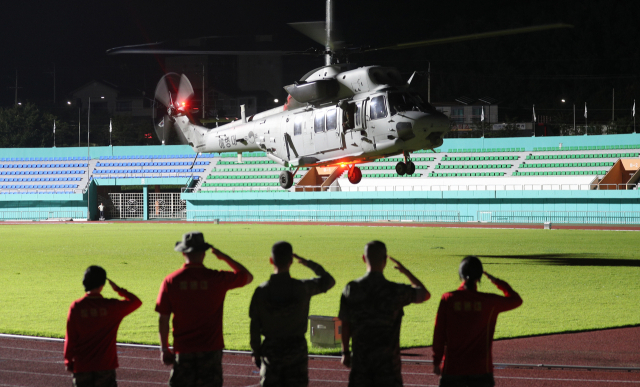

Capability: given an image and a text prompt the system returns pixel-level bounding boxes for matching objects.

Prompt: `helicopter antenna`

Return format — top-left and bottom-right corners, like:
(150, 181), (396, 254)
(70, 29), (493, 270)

(325, 0), (333, 65)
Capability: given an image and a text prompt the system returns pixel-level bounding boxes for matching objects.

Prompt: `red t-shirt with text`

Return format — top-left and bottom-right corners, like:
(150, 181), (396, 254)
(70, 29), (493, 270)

(432, 280), (522, 375)
(64, 290), (141, 373)
(155, 263), (248, 354)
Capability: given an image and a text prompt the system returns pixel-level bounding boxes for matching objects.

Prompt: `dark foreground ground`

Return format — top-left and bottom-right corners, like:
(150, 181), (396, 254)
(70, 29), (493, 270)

(1, 327), (638, 387)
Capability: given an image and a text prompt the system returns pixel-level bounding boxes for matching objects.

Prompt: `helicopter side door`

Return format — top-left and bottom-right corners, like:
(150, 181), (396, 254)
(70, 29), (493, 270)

(325, 108), (343, 151)
(313, 107), (342, 153)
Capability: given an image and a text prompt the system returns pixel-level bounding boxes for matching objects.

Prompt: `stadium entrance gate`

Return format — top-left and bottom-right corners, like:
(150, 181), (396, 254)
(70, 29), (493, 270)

(108, 193), (186, 220)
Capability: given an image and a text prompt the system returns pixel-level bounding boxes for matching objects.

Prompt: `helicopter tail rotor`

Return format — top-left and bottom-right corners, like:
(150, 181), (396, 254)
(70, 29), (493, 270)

(153, 73), (195, 145)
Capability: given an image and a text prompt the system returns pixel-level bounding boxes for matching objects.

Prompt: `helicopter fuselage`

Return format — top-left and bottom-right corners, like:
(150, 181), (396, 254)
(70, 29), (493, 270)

(176, 65), (450, 172)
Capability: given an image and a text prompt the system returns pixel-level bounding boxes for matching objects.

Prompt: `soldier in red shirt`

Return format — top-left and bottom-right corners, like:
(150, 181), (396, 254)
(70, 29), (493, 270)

(156, 231), (253, 387)
(64, 265), (142, 387)
(432, 256), (522, 387)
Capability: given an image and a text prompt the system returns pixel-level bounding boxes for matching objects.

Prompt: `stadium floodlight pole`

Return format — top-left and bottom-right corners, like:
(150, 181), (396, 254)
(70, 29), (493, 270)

(87, 97), (91, 221)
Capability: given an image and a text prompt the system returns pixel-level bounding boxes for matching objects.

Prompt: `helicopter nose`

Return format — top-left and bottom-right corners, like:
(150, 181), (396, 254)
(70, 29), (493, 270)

(412, 111), (449, 134)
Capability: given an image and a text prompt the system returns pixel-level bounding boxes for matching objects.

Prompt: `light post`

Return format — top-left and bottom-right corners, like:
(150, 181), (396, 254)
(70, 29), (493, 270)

(561, 99), (575, 134)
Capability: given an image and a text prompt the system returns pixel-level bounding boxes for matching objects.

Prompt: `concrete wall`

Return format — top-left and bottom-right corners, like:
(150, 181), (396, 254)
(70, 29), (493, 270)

(183, 190), (640, 222)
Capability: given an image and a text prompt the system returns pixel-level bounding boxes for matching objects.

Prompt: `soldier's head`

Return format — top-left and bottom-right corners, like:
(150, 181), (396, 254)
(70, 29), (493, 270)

(270, 241), (293, 271)
(363, 241), (387, 271)
(459, 256), (483, 284)
(83, 265), (107, 293)
(175, 231), (211, 264)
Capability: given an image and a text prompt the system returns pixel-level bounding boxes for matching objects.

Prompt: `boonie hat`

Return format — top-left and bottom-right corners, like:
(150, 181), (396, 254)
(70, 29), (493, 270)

(175, 231), (212, 253)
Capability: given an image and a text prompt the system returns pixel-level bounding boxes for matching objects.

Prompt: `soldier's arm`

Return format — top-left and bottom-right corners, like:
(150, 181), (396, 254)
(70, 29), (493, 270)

(340, 321), (352, 368)
(108, 279), (142, 314)
(248, 290), (263, 364)
(63, 307), (76, 372)
(432, 298), (447, 375)
(389, 257), (430, 303)
(212, 247), (253, 285)
(485, 271), (523, 311)
(249, 318), (262, 368)
(338, 289), (352, 368)
(294, 254), (336, 293)
(158, 314), (175, 365)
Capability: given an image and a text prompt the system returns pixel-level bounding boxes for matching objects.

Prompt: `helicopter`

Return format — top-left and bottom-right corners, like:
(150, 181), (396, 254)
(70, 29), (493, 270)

(108, 1), (570, 189)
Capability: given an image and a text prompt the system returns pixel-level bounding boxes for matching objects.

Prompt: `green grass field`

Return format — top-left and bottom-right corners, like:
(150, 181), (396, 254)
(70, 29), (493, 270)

(0, 223), (638, 353)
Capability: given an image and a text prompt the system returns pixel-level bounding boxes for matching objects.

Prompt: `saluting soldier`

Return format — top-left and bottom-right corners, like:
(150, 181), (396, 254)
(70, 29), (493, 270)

(432, 256), (522, 387)
(339, 241), (430, 387)
(156, 231), (253, 387)
(249, 241), (335, 387)
(64, 266), (142, 387)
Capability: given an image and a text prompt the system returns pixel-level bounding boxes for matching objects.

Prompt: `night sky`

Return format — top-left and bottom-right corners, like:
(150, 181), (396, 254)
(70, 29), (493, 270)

(2, 0), (639, 122)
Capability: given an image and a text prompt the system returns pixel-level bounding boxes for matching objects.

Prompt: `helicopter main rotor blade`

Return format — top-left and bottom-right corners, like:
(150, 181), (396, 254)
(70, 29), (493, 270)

(363, 23), (573, 52)
(107, 42), (295, 56)
(288, 22), (345, 51)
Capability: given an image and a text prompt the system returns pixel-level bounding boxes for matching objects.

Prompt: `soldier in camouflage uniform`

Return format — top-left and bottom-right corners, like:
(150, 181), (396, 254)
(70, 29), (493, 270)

(249, 241), (335, 387)
(339, 241), (430, 387)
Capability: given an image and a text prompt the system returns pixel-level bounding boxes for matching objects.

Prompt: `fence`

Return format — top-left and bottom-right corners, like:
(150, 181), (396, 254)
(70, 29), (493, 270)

(107, 193), (186, 219)
(477, 211), (640, 225)
(186, 210), (464, 223)
(108, 193), (144, 219)
(190, 183), (637, 193)
(0, 211), (85, 221)
(149, 193), (186, 219)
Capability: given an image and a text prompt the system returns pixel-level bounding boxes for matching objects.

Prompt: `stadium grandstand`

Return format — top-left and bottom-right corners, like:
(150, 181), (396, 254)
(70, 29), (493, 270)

(1, 133), (639, 224)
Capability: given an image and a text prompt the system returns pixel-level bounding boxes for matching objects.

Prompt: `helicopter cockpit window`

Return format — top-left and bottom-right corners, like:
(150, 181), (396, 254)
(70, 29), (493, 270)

(326, 109), (337, 131)
(369, 96), (387, 120)
(355, 102), (362, 127)
(388, 92), (439, 115)
(293, 116), (303, 136)
(314, 112), (325, 133)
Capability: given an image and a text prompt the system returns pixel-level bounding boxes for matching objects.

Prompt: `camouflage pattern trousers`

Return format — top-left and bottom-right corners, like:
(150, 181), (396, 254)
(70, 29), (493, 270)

(169, 350), (223, 387)
(348, 350), (403, 387)
(259, 336), (309, 387)
(72, 369), (117, 387)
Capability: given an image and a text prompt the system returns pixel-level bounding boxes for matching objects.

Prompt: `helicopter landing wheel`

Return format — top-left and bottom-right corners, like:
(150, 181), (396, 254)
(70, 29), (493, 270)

(395, 162), (407, 176)
(406, 161), (416, 175)
(347, 166), (362, 184)
(279, 171), (294, 189)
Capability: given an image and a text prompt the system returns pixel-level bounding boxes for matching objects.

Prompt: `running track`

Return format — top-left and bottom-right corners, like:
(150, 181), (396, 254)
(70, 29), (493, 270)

(1, 327), (638, 387)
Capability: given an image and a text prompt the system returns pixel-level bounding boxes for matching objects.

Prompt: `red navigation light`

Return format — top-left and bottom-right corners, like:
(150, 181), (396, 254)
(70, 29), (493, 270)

(144, 133), (153, 139)
(181, 102), (186, 106)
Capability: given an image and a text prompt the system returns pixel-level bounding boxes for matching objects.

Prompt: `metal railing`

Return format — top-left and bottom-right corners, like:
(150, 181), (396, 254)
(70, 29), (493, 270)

(186, 183), (637, 194)
(339, 183), (638, 192)
(477, 210), (640, 225)
(0, 189), (82, 194)
(0, 211), (85, 221)
(186, 210), (463, 223)
(93, 173), (198, 179)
